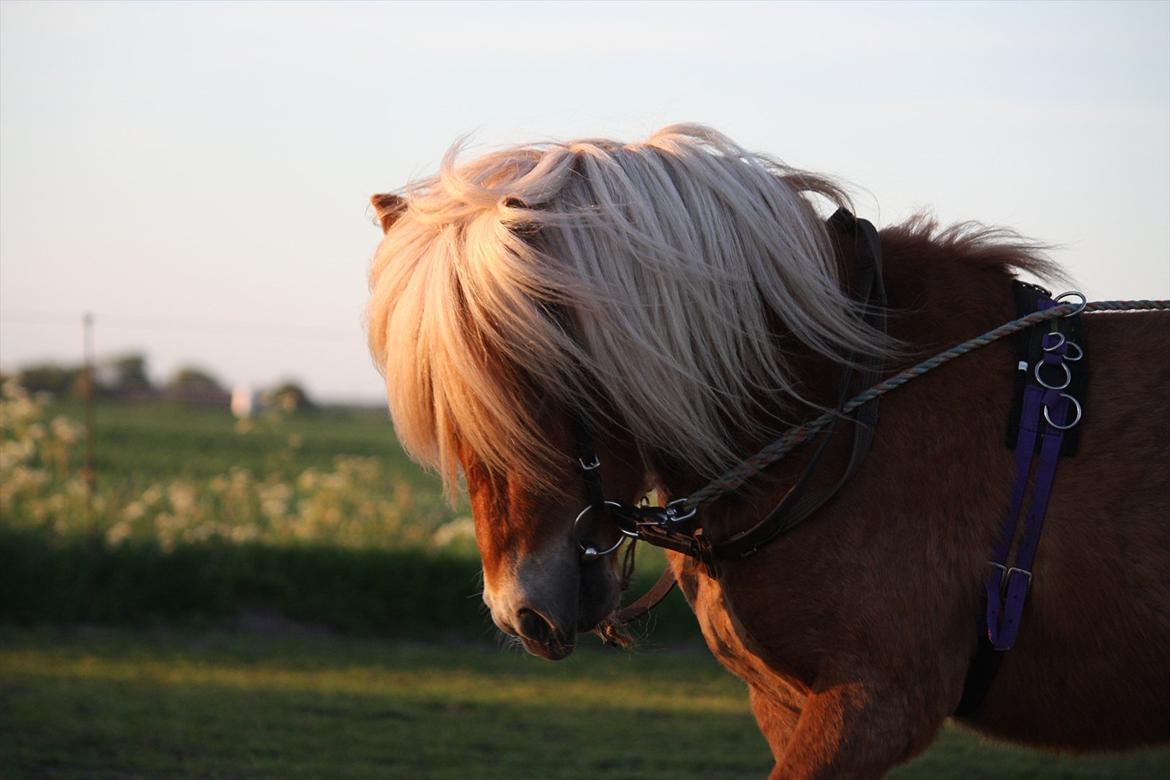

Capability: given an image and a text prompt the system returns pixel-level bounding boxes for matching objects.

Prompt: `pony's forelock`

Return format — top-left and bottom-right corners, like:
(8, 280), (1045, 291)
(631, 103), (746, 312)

(366, 124), (892, 498)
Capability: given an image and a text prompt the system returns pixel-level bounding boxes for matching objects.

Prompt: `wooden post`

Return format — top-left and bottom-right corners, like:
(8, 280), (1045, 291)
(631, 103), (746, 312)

(83, 311), (95, 527)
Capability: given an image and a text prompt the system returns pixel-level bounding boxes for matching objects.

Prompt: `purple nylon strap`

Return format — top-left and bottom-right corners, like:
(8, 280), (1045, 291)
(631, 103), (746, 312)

(984, 298), (1080, 651)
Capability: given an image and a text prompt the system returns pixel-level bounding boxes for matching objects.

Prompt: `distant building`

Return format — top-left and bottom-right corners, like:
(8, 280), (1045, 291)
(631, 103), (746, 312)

(231, 386), (264, 418)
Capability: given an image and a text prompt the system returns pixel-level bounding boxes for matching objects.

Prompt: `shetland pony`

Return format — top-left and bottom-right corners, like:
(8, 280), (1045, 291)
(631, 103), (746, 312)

(365, 125), (1170, 778)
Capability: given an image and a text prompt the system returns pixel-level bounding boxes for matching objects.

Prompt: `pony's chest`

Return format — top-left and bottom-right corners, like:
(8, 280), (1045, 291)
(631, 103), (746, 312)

(670, 556), (802, 701)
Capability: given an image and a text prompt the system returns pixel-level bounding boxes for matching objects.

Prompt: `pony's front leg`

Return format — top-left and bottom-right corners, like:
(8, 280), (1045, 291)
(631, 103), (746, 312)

(748, 684), (802, 764)
(771, 681), (941, 780)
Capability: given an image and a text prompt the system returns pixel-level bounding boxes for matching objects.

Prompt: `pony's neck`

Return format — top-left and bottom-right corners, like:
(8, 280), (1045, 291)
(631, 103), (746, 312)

(649, 220), (1025, 515)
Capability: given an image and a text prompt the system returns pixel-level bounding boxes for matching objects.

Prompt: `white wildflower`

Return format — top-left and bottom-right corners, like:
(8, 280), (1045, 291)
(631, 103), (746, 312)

(432, 516), (475, 547)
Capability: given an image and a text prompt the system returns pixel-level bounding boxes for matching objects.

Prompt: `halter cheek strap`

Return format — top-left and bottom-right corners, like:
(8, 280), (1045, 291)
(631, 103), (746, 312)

(569, 409), (604, 508)
(713, 208), (887, 560)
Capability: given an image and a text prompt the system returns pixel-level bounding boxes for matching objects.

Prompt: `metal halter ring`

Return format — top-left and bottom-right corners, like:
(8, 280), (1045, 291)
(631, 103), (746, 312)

(1054, 290), (1087, 317)
(1041, 332), (1083, 362)
(1041, 332), (1065, 352)
(574, 500), (626, 561)
(1043, 393), (1083, 431)
(1034, 360), (1071, 391)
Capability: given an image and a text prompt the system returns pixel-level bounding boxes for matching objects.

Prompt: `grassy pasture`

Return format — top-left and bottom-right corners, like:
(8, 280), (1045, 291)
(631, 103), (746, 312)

(3, 628), (1169, 780)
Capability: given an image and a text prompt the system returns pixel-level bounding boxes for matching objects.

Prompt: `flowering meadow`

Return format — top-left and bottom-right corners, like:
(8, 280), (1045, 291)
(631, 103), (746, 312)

(0, 380), (474, 556)
(0, 379), (508, 635)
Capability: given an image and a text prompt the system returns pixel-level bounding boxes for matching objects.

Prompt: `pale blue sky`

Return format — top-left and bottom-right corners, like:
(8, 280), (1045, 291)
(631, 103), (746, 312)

(1, 1), (1167, 402)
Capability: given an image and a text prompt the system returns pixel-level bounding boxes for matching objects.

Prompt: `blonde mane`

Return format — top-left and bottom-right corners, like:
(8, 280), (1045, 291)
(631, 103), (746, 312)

(366, 124), (891, 497)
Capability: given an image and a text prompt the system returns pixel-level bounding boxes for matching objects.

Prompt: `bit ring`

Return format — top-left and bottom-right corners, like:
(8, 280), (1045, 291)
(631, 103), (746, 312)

(573, 500), (625, 559)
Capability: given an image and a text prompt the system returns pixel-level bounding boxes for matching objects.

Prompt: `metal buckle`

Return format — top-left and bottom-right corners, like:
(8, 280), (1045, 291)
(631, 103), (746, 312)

(627, 498), (698, 529)
(578, 455), (601, 471)
(663, 498), (697, 525)
(1042, 392), (1083, 430)
(988, 561), (1033, 589)
(1007, 566), (1032, 583)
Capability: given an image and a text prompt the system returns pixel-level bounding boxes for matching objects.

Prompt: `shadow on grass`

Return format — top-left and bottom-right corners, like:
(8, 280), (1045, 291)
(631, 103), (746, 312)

(0, 628), (767, 780)
(2, 628), (1168, 780)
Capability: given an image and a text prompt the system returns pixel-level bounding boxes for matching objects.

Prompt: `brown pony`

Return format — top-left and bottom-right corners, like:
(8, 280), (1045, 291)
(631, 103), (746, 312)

(365, 125), (1170, 778)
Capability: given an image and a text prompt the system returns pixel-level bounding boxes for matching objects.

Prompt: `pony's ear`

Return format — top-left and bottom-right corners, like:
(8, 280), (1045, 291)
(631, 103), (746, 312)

(370, 193), (406, 233)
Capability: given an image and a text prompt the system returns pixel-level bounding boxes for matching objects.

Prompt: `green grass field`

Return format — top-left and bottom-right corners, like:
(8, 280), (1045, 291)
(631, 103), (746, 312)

(58, 400), (426, 486)
(3, 397), (1169, 778)
(3, 627), (1168, 780)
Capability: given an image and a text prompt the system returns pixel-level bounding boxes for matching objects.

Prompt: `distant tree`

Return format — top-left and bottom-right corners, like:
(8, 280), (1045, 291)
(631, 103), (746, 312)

(269, 380), (316, 413)
(167, 366), (228, 406)
(17, 363), (83, 397)
(168, 366), (224, 392)
(108, 354), (153, 394)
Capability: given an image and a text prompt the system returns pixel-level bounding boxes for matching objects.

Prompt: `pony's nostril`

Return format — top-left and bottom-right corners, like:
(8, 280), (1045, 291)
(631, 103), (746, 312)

(516, 608), (554, 643)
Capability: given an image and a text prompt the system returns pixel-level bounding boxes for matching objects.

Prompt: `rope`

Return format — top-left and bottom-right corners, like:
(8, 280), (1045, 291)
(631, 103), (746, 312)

(684, 299), (1170, 508)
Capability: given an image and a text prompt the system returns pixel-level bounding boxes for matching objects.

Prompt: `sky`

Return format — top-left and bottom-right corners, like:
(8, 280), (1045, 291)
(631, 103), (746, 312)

(1, 1), (1167, 403)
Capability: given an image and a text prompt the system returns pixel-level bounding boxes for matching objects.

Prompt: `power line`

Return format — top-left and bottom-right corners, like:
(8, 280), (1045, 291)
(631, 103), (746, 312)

(0, 308), (362, 345)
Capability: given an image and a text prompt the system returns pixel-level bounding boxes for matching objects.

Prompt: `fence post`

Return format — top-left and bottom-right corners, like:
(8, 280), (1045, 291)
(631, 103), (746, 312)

(83, 311), (95, 527)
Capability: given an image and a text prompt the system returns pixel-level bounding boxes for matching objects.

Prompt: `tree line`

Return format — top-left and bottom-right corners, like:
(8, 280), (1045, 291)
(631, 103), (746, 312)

(1, 353), (315, 411)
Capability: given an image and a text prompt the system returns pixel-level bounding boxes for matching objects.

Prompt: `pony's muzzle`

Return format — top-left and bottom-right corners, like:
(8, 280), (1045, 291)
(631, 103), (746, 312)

(481, 537), (618, 660)
(515, 607), (575, 660)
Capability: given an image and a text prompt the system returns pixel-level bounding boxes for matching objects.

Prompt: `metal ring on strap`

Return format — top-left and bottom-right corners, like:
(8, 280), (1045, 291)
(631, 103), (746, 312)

(1054, 291), (1087, 317)
(1041, 332), (1066, 352)
(1062, 341), (1084, 362)
(574, 500), (626, 561)
(1043, 393), (1083, 431)
(1034, 360), (1072, 390)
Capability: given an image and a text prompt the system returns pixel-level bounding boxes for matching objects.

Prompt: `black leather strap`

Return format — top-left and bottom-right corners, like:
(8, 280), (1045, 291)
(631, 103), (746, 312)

(713, 210), (887, 560)
(569, 408), (606, 510)
(953, 640), (1004, 716)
